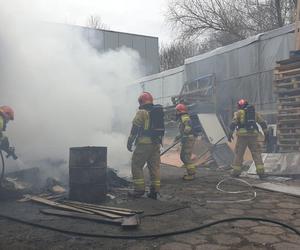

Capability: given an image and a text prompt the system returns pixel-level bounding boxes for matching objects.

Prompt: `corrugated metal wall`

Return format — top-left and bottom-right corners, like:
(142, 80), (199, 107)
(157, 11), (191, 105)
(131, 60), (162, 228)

(43, 23), (160, 75)
(137, 66), (184, 106)
(184, 25), (295, 119)
(80, 27), (159, 75)
(134, 24), (296, 123)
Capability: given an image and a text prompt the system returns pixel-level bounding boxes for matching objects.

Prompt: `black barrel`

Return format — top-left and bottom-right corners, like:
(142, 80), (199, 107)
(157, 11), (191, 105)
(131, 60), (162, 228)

(69, 146), (107, 203)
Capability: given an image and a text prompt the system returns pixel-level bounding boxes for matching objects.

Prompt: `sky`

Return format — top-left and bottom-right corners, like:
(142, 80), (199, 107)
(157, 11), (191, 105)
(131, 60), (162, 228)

(3, 0), (172, 43)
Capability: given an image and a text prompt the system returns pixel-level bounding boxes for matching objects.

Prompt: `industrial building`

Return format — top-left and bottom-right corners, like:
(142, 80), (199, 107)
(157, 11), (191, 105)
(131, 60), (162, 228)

(134, 24), (295, 124)
(70, 24), (160, 75)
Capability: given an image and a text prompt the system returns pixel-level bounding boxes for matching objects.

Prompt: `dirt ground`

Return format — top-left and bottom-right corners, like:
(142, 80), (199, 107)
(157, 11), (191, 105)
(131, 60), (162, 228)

(0, 165), (300, 250)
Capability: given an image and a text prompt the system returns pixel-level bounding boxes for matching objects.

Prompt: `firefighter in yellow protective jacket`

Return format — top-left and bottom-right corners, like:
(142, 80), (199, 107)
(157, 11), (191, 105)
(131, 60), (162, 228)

(0, 105), (16, 159)
(127, 92), (164, 199)
(228, 99), (267, 178)
(174, 103), (196, 181)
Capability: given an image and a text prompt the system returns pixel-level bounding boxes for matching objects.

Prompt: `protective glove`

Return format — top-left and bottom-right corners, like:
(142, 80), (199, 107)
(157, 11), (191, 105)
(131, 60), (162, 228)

(227, 131), (234, 142)
(127, 136), (135, 152)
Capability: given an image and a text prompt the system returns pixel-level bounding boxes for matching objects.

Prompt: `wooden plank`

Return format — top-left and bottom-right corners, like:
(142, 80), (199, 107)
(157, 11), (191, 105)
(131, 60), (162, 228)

(275, 61), (300, 71)
(40, 208), (122, 225)
(278, 139), (300, 144)
(276, 88), (300, 95)
(278, 107), (300, 113)
(278, 113), (300, 118)
(275, 67), (300, 76)
(26, 195), (94, 214)
(278, 102), (300, 109)
(276, 57), (300, 65)
(274, 73), (300, 83)
(278, 123), (300, 128)
(63, 200), (143, 214)
(278, 129), (300, 134)
(278, 144), (300, 148)
(63, 203), (122, 219)
(40, 209), (140, 227)
(278, 94), (300, 101)
(278, 119), (300, 124)
(63, 201), (135, 216)
(278, 132), (300, 137)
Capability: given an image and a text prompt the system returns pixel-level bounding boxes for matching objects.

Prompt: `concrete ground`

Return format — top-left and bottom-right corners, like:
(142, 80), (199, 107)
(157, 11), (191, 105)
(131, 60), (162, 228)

(0, 165), (300, 250)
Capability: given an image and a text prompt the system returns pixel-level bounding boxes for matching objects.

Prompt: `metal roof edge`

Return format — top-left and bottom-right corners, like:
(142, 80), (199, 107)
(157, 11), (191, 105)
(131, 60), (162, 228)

(42, 21), (159, 40)
(185, 24), (295, 65)
(135, 66), (184, 84)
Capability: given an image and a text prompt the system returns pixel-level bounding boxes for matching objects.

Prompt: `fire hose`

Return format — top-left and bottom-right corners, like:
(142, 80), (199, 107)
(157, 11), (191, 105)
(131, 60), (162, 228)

(0, 213), (299, 239)
(160, 138), (181, 156)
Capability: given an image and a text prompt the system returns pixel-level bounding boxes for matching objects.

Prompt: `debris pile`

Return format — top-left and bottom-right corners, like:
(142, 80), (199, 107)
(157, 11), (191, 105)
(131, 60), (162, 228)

(22, 195), (142, 228)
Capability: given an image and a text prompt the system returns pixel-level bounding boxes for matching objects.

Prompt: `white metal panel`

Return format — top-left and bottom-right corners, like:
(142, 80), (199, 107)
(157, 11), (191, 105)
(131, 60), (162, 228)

(142, 78), (163, 103)
(162, 70), (184, 106)
(197, 114), (227, 144)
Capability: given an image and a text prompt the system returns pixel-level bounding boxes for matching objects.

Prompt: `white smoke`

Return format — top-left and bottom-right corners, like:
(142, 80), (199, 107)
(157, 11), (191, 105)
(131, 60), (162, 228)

(0, 2), (143, 177)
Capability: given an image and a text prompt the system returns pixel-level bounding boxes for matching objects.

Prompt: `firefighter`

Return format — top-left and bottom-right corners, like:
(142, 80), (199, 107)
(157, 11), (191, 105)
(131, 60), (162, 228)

(0, 105), (16, 158)
(228, 99), (268, 178)
(174, 103), (196, 180)
(127, 92), (164, 199)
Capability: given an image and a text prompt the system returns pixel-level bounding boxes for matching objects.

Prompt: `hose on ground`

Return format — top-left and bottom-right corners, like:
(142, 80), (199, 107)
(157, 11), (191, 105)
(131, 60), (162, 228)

(0, 213), (299, 239)
(207, 177), (257, 203)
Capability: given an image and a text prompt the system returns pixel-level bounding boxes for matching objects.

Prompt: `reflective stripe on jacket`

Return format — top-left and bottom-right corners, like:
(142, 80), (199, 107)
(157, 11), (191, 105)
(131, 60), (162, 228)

(132, 109), (152, 144)
(179, 114), (193, 136)
(0, 115), (4, 139)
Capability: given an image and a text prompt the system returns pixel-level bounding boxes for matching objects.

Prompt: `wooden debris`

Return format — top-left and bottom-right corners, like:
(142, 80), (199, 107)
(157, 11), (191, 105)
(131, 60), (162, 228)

(41, 208), (122, 224)
(63, 203), (122, 219)
(26, 195), (94, 214)
(63, 200), (143, 214)
(19, 193), (65, 202)
(40, 209), (140, 228)
(63, 201), (135, 216)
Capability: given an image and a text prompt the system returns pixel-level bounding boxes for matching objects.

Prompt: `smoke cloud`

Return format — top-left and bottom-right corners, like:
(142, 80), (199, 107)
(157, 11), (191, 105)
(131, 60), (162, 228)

(0, 1), (143, 177)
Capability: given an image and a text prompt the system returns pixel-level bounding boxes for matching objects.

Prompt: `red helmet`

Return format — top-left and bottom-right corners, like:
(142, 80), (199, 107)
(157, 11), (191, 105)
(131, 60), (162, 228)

(175, 103), (188, 114)
(0, 105), (14, 120)
(237, 99), (248, 109)
(138, 92), (153, 106)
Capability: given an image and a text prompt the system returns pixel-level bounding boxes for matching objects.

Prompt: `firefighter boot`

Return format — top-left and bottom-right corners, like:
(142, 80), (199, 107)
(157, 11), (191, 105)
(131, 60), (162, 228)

(231, 166), (242, 178)
(147, 191), (158, 200)
(183, 174), (195, 181)
(147, 187), (158, 200)
(183, 163), (196, 180)
(256, 165), (266, 179)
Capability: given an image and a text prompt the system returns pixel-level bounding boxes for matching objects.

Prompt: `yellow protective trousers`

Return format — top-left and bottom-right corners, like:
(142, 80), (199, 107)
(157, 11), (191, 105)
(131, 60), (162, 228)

(131, 143), (161, 192)
(232, 135), (264, 175)
(180, 135), (196, 175)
